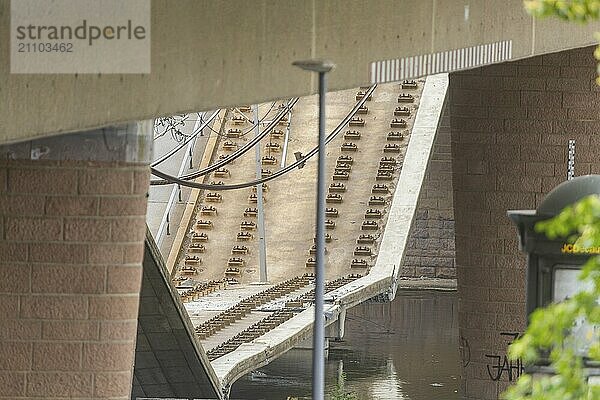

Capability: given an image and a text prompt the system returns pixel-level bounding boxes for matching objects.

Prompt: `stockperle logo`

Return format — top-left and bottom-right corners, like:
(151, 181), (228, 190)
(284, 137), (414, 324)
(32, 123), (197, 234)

(11, 0), (150, 74)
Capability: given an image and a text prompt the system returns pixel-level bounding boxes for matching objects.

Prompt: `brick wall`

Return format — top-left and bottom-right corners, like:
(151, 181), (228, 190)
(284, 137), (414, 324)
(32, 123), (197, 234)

(450, 45), (600, 399)
(402, 106), (456, 278)
(0, 159), (149, 399)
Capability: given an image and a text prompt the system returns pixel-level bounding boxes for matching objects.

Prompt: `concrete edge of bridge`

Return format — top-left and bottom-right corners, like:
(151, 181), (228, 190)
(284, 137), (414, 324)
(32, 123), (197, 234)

(396, 277), (457, 291)
(135, 228), (224, 399)
(165, 110), (228, 275)
(326, 73), (451, 306)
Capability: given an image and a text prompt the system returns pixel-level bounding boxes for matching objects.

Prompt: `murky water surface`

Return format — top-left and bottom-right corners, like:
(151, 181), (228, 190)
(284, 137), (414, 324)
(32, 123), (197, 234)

(231, 290), (461, 400)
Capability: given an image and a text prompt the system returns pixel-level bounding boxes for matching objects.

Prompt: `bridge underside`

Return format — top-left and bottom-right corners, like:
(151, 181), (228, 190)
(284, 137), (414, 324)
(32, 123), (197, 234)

(2, 0), (600, 146)
(132, 230), (220, 399)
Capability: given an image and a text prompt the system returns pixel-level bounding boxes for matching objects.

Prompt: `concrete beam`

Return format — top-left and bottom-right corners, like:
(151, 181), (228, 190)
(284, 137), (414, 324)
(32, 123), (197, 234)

(1, 0), (599, 145)
(0, 121), (152, 163)
(133, 230), (222, 399)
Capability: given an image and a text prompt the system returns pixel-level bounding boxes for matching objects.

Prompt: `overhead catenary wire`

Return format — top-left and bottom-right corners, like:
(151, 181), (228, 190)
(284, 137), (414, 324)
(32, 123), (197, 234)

(178, 98), (297, 179)
(151, 110), (220, 167)
(149, 85), (377, 190)
(150, 86), (375, 190)
(235, 101), (279, 137)
(198, 101), (279, 138)
(150, 97), (299, 183)
(158, 112), (263, 142)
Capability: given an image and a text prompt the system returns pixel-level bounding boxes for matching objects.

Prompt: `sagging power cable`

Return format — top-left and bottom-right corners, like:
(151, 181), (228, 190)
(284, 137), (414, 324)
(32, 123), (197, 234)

(151, 97), (299, 183)
(149, 85), (377, 190)
(151, 110), (220, 167)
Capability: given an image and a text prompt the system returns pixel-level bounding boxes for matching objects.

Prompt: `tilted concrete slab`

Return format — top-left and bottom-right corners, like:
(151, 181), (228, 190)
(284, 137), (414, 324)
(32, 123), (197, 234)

(171, 82), (422, 286)
(211, 74), (450, 392)
(1, 0), (599, 144)
(133, 229), (222, 399)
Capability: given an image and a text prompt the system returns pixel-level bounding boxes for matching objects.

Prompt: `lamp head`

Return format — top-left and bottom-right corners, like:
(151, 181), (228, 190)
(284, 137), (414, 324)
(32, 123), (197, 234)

(292, 59), (335, 73)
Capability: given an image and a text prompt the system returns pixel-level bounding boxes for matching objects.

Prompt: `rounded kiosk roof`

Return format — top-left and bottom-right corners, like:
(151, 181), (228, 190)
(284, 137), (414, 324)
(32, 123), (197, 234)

(537, 175), (600, 215)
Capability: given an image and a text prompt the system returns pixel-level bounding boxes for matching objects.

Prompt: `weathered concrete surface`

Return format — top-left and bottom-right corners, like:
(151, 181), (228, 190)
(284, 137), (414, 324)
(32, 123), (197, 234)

(172, 81), (423, 285)
(210, 74), (450, 392)
(401, 105), (456, 278)
(2, 0), (599, 145)
(132, 230), (222, 399)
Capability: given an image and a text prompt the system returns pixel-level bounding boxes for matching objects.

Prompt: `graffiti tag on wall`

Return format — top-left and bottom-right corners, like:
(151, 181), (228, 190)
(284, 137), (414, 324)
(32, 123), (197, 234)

(484, 332), (524, 382)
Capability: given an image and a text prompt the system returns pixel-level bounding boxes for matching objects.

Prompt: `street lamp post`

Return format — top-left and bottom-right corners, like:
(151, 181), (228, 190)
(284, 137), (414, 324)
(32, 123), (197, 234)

(292, 59), (335, 400)
(253, 104), (268, 283)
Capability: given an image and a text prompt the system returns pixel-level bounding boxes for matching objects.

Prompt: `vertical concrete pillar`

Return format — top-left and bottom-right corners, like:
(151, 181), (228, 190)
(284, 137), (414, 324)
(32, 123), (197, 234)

(450, 46), (600, 399)
(325, 308), (346, 341)
(0, 122), (152, 399)
(401, 106), (456, 278)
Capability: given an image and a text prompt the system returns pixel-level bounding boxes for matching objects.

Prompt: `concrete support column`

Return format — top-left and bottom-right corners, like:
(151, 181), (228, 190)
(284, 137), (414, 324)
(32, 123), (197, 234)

(450, 46), (600, 399)
(325, 309), (346, 341)
(0, 122), (152, 399)
(401, 105), (456, 278)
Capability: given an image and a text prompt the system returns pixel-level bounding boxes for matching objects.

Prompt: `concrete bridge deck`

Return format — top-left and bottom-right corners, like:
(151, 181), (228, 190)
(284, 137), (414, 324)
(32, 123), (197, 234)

(150, 74), (449, 395)
(170, 80), (424, 283)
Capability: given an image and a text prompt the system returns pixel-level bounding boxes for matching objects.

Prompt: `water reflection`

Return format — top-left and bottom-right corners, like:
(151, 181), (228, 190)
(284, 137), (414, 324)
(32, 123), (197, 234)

(231, 290), (460, 399)
(366, 359), (407, 399)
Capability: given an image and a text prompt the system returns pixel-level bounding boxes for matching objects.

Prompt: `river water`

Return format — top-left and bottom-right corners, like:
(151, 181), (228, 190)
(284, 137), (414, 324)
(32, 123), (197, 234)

(230, 290), (461, 400)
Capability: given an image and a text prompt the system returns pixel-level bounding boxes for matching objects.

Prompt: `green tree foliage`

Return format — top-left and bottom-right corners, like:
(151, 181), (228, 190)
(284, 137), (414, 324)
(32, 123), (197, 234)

(503, 195), (600, 399)
(328, 373), (357, 400)
(524, 0), (600, 22)
(524, 0), (600, 83)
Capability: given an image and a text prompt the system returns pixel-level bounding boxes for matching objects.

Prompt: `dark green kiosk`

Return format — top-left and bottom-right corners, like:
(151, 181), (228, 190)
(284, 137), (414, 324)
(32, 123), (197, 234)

(508, 175), (600, 382)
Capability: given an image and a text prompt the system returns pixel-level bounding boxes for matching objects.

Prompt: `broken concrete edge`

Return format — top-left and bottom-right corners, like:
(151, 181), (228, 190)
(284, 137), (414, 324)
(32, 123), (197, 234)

(211, 74), (450, 391)
(398, 278), (458, 290)
(212, 305), (316, 390)
(144, 227), (224, 399)
(396, 277), (457, 291)
(212, 278), (457, 389)
(326, 73), (450, 305)
(166, 110), (228, 275)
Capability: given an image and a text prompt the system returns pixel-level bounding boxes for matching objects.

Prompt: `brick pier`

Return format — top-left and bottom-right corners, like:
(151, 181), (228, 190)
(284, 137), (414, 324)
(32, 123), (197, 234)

(0, 124), (151, 399)
(450, 45), (600, 399)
